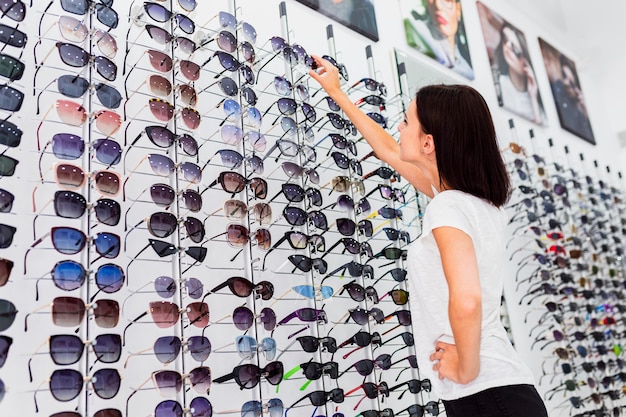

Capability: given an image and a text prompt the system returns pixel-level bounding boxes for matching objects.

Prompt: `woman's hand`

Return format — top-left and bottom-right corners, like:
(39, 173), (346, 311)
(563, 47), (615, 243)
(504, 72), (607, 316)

(308, 55), (344, 99)
(430, 340), (478, 384)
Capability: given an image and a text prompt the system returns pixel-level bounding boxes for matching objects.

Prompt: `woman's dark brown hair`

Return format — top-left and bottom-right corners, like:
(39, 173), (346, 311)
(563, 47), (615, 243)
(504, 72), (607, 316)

(415, 84), (511, 207)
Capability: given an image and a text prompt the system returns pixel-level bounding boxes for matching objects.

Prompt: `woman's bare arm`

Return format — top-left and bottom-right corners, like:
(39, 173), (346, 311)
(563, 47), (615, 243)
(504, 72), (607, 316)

(308, 55), (434, 197)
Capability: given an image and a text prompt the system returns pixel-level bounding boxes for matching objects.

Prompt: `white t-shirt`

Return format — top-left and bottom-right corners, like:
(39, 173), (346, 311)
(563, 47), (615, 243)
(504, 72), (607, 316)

(406, 190), (535, 400)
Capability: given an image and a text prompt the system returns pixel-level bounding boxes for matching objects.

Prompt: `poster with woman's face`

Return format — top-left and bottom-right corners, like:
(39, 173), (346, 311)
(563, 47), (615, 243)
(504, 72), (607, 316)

(476, 2), (547, 126)
(539, 38), (595, 144)
(295, 0), (379, 41)
(399, 0), (474, 80)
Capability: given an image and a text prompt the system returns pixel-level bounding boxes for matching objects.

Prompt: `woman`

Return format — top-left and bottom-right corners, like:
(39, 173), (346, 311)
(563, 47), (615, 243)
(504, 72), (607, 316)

(493, 22), (545, 125)
(309, 57), (548, 417)
(404, 0), (474, 79)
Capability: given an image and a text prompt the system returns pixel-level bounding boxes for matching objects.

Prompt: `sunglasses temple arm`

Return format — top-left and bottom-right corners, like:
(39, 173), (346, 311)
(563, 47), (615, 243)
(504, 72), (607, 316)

(125, 375), (153, 417)
(35, 77), (56, 114)
(32, 197), (54, 240)
(122, 311), (148, 346)
(23, 231), (50, 274)
(124, 242), (150, 286)
(123, 345), (153, 369)
(122, 27), (146, 77)
(342, 345), (363, 360)
(254, 51), (280, 82)
(36, 103), (55, 151)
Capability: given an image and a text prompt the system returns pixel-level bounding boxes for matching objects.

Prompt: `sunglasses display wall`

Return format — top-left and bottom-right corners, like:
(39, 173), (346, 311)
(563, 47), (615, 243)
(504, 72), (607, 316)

(0, 1), (431, 416)
(502, 123), (626, 417)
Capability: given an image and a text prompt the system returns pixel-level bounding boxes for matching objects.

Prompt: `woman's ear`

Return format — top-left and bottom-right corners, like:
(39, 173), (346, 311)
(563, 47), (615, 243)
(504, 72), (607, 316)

(423, 134), (436, 155)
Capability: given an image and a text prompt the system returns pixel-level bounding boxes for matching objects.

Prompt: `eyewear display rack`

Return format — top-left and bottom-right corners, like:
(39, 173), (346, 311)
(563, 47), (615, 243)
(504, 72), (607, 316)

(0, 1), (430, 417)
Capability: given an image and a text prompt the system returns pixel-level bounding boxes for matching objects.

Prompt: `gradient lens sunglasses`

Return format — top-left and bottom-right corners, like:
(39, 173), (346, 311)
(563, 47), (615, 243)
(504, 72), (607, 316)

(122, 301), (210, 343)
(24, 226), (120, 272)
(203, 171), (267, 199)
(231, 305), (276, 331)
(42, 0), (118, 29)
(205, 223), (271, 252)
(199, 11), (256, 44)
(240, 398), (283, 417)
(126, 98), (200, 130)
(126, 125), (198, 159)
(213, 361), (283, 389)
(136, 2), (196, 34)
(33, 190), (121, 236)
(37, 134), (122, 175)
(124, 48), (200, 82)
(124, 335), (211, 368)
(27, 333), (121, 381)
(24, 296), (120, 331)
(33, 368), (121, 413)
(153, 398), (211, 417)
(34, 260), (124, 300)
(37, 74), (122, 112)
(345, 307), (385, 325)
(37, 99), (122, 142)
(37, 163), (121, 198)
(125, 367), (211, 415)
(276, 307), (328, 328)
(288, 254), (328, 274)
(35, 41), (117, 85)
(232, 335), (277, 361)
(340, 280), (379, 303)
(37, 15), (117, 58)
(126, 239), (207, 277)
(125, 211), (205, 244)
(124, 183), (202, 217)
(202, 149), (264, 176)
(0, 0), (25, 22)
(123, 154), (202, 199)
(218, 199), (271, 225)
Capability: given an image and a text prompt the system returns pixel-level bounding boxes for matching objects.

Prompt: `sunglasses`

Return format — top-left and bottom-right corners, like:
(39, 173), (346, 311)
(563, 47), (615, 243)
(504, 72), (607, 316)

(203, 149), (263, 175)
(277, 308), (328, 328)
(139, 1), (195, 34)
(35, 260), (124, 301)
(153, 398), (211, 417)
(231, 305), (276, 331)
(241, 398), (283, 417)
(145, 275), (204, 300)
(288, 388), (344, 410)
(399, 401), (441, 417)
(349, 77), (387, 96)
(127, 125), (198, 157)
(389, 378), (432, 399)
(38, 15), (117, 58)
(293, 336), (337, 355)
(323, 260), (374, 280)
(330, 151), (363, 175)
(0, 119), (22, 148)
(0, 83), (23, 112)
(263, 97), (316, 125)
(33, 190), (121, 234)
(124, 154), (202, 198)
(263, 139), (316, 164)
(272, 75), (310, 101)
(338, 330), (382, 350)
(37, 100), (122, 141)
(123, 300), (210, 343)
(0, 22), (26, 48)
(0, 258), (14, 287)
(125, 183), (202, 219)
(339, 354), (392, 378)
(28, 333), (121, 382)
(0, 335), (11, 367)
(213, 361), (283, 389)
(207, 276), (274, 300)
(340, 280), (379, 303)
(289, 254), (328, 274)
(125, 335), (211, 368)
(37, 134), (122, 175)
(0, 0), (25, 22)
(281, 206), (328, 230)
(125, 211), (205, 246)
(0, 223), (15, 249)
(37, 163), (121, 199)
(37, 74), (121, 113)
(0, 52), (24, 81)
(0, 298), (16, 331)
(45, 0), (119, 29)
(125, 367), (212, 415)
(220, 199), (272, 225)
(233, 335), (277, 361)
(203, 171), (267, 200)
(325, 237), (373, 258)
(126, 239), (207, 277)
(36, 41), (117, 84)
(33, 368), (121, 412)
(127, 98), (200, 130)
(124, 49), (201, 83)
(24, 296), (119, 331)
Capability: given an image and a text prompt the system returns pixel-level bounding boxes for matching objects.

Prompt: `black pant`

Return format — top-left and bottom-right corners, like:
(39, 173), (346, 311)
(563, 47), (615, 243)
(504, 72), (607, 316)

(442, 384), (548, 417)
